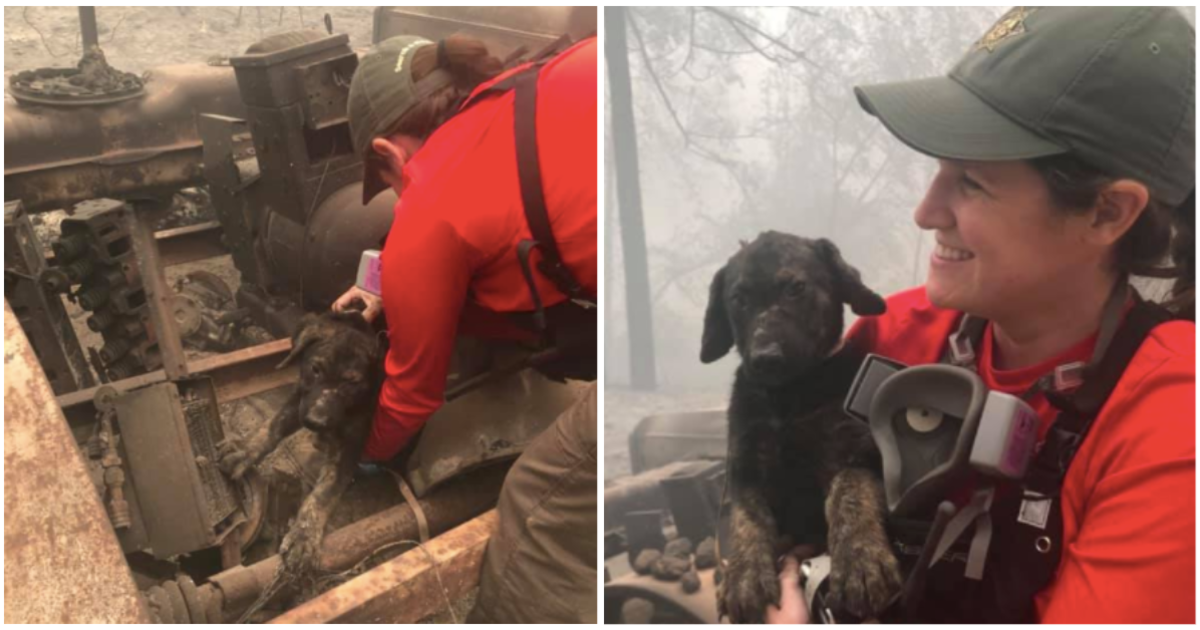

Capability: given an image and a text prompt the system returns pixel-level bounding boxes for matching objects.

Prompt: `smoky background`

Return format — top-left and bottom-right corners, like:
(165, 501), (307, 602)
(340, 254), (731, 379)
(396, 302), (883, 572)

(4, 6), (583, 73)
(602, 6), (1195, 480)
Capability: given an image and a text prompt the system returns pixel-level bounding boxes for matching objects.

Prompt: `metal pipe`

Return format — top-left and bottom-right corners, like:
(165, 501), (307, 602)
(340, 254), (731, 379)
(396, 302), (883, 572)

(59, 338), (294, 411)
(201, 464), (507, 622)
(156, 221), (228, 267)
(5, 64), (244, 212)
(268, 510), (498, 624)
(79, 7), (99, 50)
(126, 203), (188, 379)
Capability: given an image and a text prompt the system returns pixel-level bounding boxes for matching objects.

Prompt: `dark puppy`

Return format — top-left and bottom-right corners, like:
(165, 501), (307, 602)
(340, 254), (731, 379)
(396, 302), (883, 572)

(702, 231), (902, 622)
(218, 310), (382, 584)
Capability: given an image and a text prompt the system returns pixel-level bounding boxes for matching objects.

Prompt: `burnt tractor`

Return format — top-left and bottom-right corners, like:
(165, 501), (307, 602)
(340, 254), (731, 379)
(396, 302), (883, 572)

(5, 7), (593, 623)
(604, 410), (728, 624)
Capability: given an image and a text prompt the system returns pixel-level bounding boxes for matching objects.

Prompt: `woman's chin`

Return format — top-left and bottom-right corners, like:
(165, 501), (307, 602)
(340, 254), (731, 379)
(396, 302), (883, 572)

(925, 278), (968, 312)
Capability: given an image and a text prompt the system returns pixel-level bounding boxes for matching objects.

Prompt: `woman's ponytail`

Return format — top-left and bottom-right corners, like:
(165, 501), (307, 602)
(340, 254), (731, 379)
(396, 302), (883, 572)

(1165, 190), (1195, 320)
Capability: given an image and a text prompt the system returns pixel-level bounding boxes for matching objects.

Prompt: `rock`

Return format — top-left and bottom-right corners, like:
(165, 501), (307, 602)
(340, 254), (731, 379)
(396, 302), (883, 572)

(695, 537), (717, 569)
(632, 549), (661, 575)
(663, 536), (694, 560)
(651, 556), (691, 581)
(621, 597), (655, 624)
(681, 568), (701, 594)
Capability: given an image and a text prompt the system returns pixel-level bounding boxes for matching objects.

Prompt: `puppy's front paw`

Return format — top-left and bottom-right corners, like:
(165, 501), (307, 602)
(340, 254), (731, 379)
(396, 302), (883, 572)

(718, 551), (779, 624)
(828, 540), (903, 619)
(217, 437), (257, 481)
(279, 526), (322, 578)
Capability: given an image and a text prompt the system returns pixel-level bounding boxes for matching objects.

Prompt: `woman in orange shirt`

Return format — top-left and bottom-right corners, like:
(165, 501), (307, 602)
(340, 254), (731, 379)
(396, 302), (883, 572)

(767, 7), (1193, 624)
(338, 32), (598, 623)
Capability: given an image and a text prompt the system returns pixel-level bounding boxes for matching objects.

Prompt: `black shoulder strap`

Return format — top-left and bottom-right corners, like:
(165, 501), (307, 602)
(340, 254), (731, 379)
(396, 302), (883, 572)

(456, 60), (594, 307)
(512, 67), (593, 304)
(1025, 297), (1173, 495)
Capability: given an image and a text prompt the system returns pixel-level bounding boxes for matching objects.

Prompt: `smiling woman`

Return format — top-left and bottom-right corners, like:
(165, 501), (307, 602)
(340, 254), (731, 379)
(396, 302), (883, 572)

(835, 6), (1195, 624)
(912, 157), (1153, 371)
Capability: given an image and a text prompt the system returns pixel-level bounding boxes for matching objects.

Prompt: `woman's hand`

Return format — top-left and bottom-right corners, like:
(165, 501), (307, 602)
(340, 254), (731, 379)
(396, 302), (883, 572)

(766, 545), (818, 624)
(332, 286), (383, 323)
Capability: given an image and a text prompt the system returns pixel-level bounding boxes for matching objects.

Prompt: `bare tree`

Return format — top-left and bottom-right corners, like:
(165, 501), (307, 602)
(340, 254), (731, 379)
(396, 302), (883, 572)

(606, 6), (658, 390)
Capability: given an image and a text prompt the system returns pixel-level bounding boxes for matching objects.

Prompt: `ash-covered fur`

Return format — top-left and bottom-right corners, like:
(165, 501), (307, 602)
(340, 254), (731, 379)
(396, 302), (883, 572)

(702, 232), (902, 622)
(218, 310), (383, 589)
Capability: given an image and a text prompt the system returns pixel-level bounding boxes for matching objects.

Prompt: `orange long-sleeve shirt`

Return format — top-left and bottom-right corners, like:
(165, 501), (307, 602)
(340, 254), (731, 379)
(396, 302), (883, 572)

(846, 286), (1195, 623)
(364, 38), (597, 461)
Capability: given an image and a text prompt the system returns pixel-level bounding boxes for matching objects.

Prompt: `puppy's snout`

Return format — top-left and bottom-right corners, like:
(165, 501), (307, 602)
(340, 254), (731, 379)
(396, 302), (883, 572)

(303, 416), (330, 433)
(301, 389), (340, 433)
(750, 341), (786, 372)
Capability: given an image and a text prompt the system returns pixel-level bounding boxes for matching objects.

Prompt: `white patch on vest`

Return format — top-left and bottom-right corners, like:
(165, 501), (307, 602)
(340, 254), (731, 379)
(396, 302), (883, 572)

(1017, 495), (1051, 529)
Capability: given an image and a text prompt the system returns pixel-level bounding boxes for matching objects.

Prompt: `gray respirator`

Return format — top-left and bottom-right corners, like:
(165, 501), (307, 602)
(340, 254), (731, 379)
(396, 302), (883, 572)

(845, 355), (1039, 518)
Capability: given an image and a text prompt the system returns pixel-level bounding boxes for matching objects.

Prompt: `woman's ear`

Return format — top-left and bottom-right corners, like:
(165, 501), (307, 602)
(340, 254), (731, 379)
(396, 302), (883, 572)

(1088, 179), (1150, 247)
(371, 136), (409, 173)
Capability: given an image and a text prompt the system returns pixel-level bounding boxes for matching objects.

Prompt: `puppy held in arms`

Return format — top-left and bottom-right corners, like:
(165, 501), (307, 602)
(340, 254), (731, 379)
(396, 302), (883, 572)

(702, 231), (901, 623)
(218, 310), (382, 595)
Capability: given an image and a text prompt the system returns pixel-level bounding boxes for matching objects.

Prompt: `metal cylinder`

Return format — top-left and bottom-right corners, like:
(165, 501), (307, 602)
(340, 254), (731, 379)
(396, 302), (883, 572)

(79, 7), (99, 50)
(40, 269), (73, 294)
(98, 338), (133, 363)
(105, 355), (140, 380)
(261, 184), (396, 310)
(5, 64), (244, 212)
(63, 258), (97, 284)
(78, 285), (110, 311)
(86, 309), (117, 332)
(97, 267), (128, 289)
(119, 317), (146, 339)
(203, 463), (507, 622)
(53, 234), (91, 261)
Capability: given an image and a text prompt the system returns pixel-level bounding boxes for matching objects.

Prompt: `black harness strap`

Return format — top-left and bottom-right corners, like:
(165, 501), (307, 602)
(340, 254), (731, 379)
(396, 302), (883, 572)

(891, 289), (1174, 623)
(1026, 295), (1173, 496)
(512, 69), (592, 306)
(458, 49), (596, 318)
(447, 45), (596, 382)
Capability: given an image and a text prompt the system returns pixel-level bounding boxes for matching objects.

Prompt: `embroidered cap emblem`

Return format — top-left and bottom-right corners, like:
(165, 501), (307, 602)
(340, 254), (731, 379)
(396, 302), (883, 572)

(394, 39), (431, 74)
(974, 7), (1037, 53)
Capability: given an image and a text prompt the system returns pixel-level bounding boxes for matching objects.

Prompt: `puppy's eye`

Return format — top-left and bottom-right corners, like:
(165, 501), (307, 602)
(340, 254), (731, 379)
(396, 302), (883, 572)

(730, 293), (747, 310)
(784, 282), (806, 298)
(310, 363), (323, 378)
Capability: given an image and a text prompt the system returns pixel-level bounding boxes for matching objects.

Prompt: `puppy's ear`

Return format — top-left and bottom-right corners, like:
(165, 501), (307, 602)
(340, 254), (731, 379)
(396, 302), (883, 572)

(816, 239), (886, 316)
(700, 266), (734, 363)
(276, 314), (322, 369)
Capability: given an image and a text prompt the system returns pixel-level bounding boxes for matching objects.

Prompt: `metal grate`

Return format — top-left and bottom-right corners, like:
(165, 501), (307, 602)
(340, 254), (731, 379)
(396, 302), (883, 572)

(182, 396), (239, 527)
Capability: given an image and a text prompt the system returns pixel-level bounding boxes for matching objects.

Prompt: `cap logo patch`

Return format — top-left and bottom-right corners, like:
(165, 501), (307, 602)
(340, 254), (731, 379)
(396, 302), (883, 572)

(394, 40), (430, 73)
(974, 7), (1037, 53)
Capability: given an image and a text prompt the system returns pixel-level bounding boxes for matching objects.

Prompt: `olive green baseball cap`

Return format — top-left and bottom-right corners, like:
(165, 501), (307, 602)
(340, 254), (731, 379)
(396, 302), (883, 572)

(856, 7), (1195, 205)
(348, 36), (455, 204)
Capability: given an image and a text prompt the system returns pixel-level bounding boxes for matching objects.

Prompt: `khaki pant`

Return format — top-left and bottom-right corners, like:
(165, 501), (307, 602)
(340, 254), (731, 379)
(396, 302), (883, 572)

(469, 382), (597, 623)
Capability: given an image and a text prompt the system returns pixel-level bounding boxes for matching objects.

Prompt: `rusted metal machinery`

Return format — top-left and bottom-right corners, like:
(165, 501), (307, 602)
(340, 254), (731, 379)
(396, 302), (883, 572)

(5, 6), (595, 624)
(604, 411), (728, 624)
(4, 301), (152, 624)
(39, 199), (163, 381)
(4, 62), (243, 213)
(142, 465), (507, 623)
(200, 29), (394, 331)
(5, 200), (96, 393)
